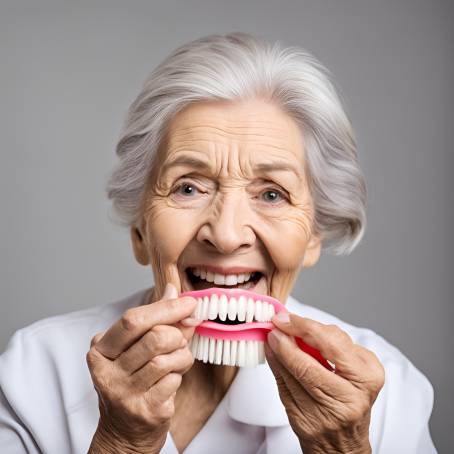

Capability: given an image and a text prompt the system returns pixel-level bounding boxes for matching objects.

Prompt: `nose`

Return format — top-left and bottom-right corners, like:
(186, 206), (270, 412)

(196, 192), (256, 254)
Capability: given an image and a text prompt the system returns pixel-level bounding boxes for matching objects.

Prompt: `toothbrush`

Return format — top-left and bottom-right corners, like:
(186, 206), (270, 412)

(180, 288), (334, 371)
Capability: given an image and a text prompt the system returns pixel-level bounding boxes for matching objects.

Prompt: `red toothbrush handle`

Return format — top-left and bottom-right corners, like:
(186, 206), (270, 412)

(294, 336), (335, 372)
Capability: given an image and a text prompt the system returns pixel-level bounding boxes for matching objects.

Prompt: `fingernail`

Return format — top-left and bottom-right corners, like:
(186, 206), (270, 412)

(180, 317), (203, 327)
(275, 311), (290, 324)
(162, 282), (178, 300)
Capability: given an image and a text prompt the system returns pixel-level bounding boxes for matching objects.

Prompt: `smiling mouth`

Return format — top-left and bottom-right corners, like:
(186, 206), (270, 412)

(184, 266), (265, 297)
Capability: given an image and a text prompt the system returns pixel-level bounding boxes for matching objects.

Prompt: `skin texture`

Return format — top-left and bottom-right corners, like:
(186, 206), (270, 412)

(86, 97), (385, 453)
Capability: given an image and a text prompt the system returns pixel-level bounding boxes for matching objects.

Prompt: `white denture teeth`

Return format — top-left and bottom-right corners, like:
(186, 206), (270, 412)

(193, 294), (275, 323)
(189, 333), (266, 367)
(189, 267), (256, 287)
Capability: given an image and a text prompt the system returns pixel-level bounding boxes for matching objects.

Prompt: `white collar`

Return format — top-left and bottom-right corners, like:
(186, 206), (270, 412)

(225, 358), (290, 427)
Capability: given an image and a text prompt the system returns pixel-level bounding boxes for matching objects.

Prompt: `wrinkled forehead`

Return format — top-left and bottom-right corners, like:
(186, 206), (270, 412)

(158, 98), (307, 173)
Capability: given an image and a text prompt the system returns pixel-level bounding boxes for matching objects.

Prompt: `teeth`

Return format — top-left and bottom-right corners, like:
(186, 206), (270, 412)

(190, 333), (266, 367)
(201, 296), (209, 320)
(190, 267), (256, 287)
(224, 274), (237, 285)
(237, 296), (246, 321)
(194, 294), (275, 323)
(227, 297), (237, 321)
(195, 298), (203, 319)
(255, 300), (262, 322)
(208, 294), (218, 320)
(218, 294), (228, 321)
(246, 298), (255, 323)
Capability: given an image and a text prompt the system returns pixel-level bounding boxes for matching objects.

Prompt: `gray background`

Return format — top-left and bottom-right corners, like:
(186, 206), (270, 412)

(1, 0), (452, 451)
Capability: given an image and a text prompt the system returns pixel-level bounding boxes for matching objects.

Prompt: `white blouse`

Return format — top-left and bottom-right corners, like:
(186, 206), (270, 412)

(0, 287), (437, 453)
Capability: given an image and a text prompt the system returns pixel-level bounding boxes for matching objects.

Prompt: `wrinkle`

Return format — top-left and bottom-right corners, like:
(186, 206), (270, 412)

(134, 98), (321, 312)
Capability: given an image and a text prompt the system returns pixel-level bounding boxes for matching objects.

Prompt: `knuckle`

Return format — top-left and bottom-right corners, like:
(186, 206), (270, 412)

(167, 372), (183, 390)
(183, 348), (195, 367)
(148, 329), (168, 351)
(85, 349), (96, 368)
(121, 309), (142, 332)
(356, 348), (386, 392)
(150, 355), (168, 373)
(372, 362), (386, 392)
(343, 403), (370, 425)
(156, 399), (175, 421)
(326, 324), (351, 343)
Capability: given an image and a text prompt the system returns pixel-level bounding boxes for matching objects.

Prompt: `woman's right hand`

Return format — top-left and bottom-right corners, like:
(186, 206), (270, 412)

(86, 283), (199, 454)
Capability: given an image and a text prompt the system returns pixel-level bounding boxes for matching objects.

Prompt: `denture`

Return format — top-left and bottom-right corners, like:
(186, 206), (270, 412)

(180, 288), (334, 371)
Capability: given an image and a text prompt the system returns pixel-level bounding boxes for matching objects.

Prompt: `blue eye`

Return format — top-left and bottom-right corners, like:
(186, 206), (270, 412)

(176, 183), (199, 196)
(262, 189), (285, 203)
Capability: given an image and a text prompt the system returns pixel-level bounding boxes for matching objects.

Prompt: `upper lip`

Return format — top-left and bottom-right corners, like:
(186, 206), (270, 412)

(186, 264), (264, 275)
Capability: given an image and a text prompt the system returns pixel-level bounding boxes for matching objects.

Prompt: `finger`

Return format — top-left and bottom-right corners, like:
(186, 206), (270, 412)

(129, 347), (194, 391)
(272, 313), (356, 373)
(265, 343), (312, 408)
(90, 330), (107, 348)
(95, 296), (197, 359)
(115, 325), (187, 374)
(172, 323), (200, 342)
(267, 328), (351, 399)
(145, 372), (183, 405)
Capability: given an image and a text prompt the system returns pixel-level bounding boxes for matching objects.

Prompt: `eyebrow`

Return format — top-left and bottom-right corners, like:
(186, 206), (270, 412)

(162, 154), (303, 180)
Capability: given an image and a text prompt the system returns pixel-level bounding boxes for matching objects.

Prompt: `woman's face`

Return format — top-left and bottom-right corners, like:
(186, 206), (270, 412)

(131, 97), (321, 304)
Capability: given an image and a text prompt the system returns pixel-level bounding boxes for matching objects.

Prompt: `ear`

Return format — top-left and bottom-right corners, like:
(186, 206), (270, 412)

(130, 222), (150, 266)
(302, 232), (322, 268)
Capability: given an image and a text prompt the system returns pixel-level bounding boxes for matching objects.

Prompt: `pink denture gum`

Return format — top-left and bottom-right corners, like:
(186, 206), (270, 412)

(180, 287), (334, 371)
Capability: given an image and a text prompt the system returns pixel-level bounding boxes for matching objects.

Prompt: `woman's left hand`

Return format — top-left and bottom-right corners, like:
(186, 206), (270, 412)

(266, 312), (385, 454)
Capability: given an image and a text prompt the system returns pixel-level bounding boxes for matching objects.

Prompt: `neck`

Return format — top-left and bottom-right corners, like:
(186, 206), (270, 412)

(182, 360), (238, 398)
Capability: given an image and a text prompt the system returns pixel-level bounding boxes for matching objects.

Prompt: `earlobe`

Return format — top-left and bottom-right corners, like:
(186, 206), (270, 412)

(302, 233), (322, 268)
(130, 225), (150, 266)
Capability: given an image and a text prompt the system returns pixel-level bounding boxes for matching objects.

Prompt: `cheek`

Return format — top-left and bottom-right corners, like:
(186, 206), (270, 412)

(259, 214), (312, 272)
(145, 200), (199, 264)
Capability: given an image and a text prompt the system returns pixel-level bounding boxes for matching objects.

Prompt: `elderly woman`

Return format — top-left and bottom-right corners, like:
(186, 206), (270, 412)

(0, 33), (436, 454)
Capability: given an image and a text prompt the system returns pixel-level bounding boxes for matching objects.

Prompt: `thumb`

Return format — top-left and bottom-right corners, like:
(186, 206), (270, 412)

(161, 282), (178, 300)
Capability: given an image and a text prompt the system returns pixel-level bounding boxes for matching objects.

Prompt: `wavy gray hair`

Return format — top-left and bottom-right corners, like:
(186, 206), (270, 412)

(106, 32), (366, 255)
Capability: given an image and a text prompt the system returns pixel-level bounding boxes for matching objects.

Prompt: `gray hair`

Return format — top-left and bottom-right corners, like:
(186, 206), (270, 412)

(106, 32), (367, 255)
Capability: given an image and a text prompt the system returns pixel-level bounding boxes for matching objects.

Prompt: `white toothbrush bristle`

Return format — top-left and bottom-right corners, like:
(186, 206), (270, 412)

(238, 340), (246, 367)
(202, 336), (209, 363)
(215, 339), (223, 365)
(192, 335), (267, 367)
(222, 339), (231, 365)
(208, 337), (216, 363)
(230, 340), (238, 366)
